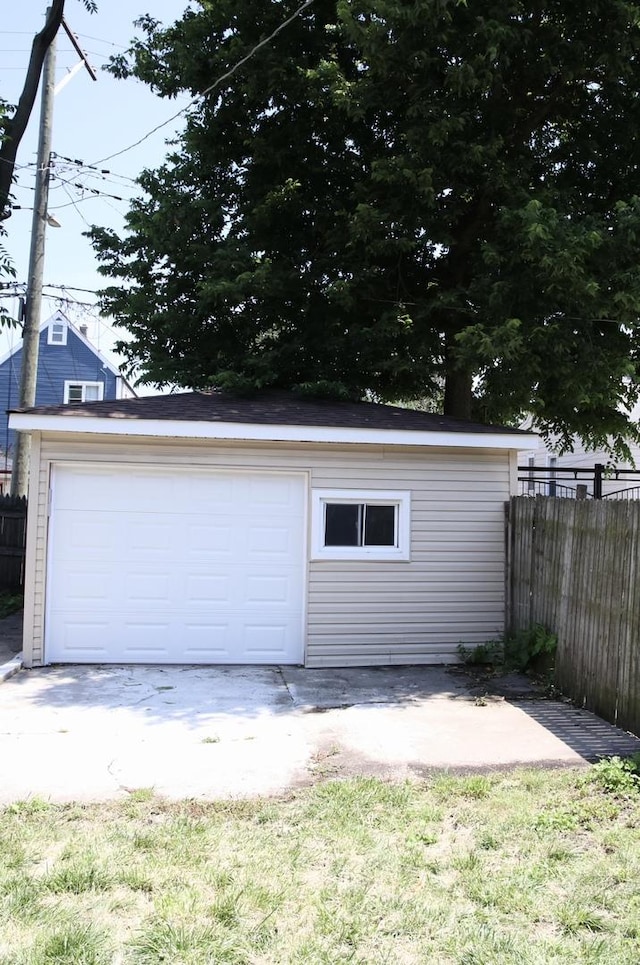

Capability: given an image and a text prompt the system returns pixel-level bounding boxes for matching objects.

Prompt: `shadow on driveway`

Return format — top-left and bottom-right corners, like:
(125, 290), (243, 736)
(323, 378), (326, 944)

(511, 699), (640, 762)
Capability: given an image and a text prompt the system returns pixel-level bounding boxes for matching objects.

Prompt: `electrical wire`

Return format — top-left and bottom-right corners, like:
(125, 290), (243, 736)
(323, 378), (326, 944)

(50, 170), (129, 201)
(59, 182), (92, 227)
(91, 0), (316, 165)
(0, 158), (38, 169)
(52, 153), (138, 182)
(75, 33), (127, 49)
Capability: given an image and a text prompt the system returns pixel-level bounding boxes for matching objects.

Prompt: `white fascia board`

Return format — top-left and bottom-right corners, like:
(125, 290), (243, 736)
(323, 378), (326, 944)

(8, 412), (538, 449)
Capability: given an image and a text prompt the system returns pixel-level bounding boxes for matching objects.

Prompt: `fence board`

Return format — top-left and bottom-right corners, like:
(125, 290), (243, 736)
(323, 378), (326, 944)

(507, 496), (640, 737)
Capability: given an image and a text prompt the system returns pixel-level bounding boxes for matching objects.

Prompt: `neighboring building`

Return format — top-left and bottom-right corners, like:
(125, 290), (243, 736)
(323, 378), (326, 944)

(10, 391), (537, 668)
(0, 310), (135, 464)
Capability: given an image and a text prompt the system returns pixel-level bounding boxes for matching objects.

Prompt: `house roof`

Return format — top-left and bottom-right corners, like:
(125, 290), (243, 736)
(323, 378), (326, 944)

(9, 390), (538, 450)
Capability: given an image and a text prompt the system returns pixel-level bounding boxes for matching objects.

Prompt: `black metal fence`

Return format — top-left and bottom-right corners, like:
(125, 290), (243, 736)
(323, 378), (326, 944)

(518, 463), (640, 500)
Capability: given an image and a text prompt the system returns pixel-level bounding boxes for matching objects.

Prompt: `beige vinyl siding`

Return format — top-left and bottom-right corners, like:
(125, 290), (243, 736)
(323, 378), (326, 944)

(27, 434), (512, 667)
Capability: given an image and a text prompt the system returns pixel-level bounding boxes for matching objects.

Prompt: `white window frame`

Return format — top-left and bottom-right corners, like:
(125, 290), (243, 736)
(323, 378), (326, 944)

(63, 380), (105, 404)
(47, 320), (67, 346)
(311, 488), (410, 561)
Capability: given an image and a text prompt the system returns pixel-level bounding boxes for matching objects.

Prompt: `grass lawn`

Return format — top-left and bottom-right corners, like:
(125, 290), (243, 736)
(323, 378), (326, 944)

(1, 765), (639, 964)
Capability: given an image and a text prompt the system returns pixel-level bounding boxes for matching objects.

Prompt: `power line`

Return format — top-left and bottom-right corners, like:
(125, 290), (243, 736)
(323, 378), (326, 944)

(0, 158), (38, 169)
(49, 171), (129, 203)
(59, 182), (91, 227)
(75, 33), (127, 49)
(0, 29), (126, 47)
(91, 0), (316, 166)
(51, 153), (138, 182)
(45, 283), (100, 295)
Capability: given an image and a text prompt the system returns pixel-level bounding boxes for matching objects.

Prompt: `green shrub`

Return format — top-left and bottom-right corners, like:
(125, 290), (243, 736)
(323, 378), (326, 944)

(457, 639), (504, 666)
(503, 624), (557, 672)
(458, 624), (557, 672)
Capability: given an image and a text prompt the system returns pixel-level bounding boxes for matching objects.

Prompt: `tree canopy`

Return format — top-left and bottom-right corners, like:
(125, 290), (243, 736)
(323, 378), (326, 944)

(91, 0), (640, 453)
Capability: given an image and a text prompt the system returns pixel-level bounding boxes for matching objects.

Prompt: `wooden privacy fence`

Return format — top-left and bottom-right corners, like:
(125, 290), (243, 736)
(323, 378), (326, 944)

(0, 494), (27, 592)
(507, 496), (640, 736)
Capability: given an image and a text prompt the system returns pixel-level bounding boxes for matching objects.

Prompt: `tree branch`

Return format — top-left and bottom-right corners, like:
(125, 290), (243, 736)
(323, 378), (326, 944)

(0, 0), (65, 220)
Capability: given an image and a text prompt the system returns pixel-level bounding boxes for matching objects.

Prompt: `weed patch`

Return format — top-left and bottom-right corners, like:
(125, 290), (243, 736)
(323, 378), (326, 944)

(459, 624), (557, 673)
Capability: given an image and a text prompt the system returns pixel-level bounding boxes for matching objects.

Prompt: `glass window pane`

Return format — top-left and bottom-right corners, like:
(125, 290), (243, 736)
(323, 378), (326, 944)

(364, 505), (396, 546)
(325, 503), (361, 546)
(84, 384), (101, 401)
(67, 385), (83, 402)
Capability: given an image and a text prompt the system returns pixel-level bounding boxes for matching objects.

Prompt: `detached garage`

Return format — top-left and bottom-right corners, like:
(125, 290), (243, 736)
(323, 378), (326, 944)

(10, 392), (536, 668)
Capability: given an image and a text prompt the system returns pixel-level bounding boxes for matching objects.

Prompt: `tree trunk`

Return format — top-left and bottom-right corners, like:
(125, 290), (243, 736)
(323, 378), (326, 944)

(443, 365), (473, 420)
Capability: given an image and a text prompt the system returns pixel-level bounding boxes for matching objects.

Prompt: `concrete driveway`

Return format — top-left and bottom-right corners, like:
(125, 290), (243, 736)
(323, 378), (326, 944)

(0, 664), (638, 802)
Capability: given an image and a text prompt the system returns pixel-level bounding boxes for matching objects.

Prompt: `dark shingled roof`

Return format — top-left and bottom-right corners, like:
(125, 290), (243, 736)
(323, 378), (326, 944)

(12, 390), (529, 435)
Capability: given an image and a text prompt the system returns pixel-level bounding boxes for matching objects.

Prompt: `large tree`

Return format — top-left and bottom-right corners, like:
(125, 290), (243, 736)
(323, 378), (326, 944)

(91, 0), (640, 453)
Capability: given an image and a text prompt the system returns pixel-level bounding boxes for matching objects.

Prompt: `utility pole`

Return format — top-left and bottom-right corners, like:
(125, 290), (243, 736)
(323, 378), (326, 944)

(10, 15), (95, 497)
(11, 24), (57, 497)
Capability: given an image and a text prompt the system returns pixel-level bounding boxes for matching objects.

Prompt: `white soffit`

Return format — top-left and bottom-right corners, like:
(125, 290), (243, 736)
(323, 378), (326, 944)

(8, 412), (538, 449)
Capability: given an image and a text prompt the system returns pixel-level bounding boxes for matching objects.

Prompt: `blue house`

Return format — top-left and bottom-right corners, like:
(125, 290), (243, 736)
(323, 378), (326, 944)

(0, 310), (135, 462)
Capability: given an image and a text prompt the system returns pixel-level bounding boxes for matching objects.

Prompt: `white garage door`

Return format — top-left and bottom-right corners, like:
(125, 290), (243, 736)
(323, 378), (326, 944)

(45, 465), (306, 664)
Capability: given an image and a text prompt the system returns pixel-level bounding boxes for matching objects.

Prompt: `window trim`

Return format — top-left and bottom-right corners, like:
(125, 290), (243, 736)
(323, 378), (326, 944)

(47, 320), (67, 346)
(311, 488), (410, 561)
(63, 380), (105, 404)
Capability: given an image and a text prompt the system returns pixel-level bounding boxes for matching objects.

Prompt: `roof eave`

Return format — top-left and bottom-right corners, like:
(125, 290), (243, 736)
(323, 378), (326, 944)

(8, 412), (539, 449)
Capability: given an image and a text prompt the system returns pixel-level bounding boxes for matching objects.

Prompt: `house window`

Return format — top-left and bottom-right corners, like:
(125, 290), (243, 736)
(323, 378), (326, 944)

(63, 381), (104, 404)
(311, 489), (410, 561)
(48, 320), (67, 345)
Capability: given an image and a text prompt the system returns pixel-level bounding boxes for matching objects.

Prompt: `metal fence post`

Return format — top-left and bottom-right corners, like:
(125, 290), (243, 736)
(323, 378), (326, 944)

(594, 464), (603, 500)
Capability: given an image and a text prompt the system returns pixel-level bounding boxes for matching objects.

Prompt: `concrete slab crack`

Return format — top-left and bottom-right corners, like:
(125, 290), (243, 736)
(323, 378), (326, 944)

(277, 666), (296, 705)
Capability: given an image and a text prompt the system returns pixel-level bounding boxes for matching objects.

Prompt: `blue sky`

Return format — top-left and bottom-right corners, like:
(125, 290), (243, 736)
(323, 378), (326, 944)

(1, 0), (193, 371)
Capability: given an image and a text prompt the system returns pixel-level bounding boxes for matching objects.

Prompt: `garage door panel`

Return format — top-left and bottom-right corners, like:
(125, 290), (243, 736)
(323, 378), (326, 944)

(129, 520), (174, 555)
(52, 564), (302, 613)
(243, 623), (291, 656)
(247, 476), (300, 506)
(120, 620), (172, 659)
(48, 566), (112, 603)
(182, 473), (235, 509)
(57, 515), (118, 556)
(185, 574), (230, 603)
(127, 573), (172, 603)
(181, 622), (233, 659)
(53, 467), (172, 513)
(184, 522), (234, 557)
(246, 524), (301, 560)
(48, 610), (304, 664)
(54, 619), (112, 659)
(244, 574), (294, 605)
(46, 466), (306, 664)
